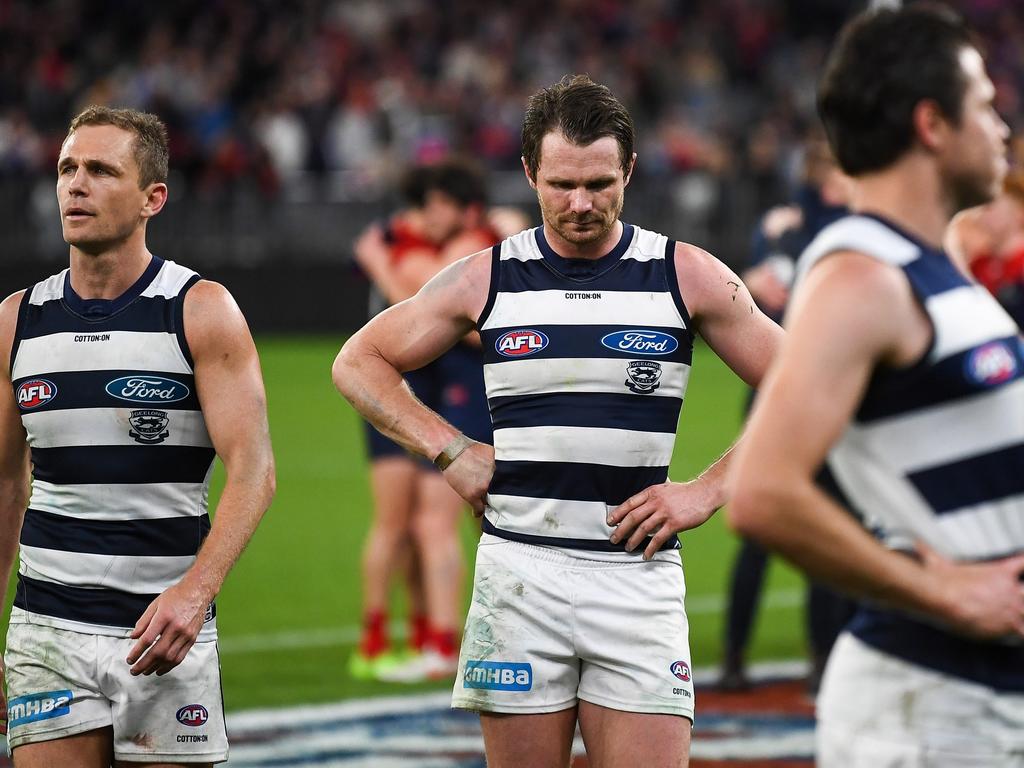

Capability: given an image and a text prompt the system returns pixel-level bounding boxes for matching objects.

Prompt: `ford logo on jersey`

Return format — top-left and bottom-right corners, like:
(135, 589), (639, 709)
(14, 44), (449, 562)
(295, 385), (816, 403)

(106, 375), (190, 404)
(601, 330), (678, 356)
(965, 341), (1018, 386)
(496, 329), (548, 357)
(176, 704), (209, 727)
(17, 378), (57, 409)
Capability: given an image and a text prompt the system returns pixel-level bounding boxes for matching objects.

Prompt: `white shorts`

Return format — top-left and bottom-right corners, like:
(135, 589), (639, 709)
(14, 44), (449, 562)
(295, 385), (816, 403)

(817, 632), (1024, 767)
(451, 538), (694, 719)
(5, 622), (228, 763)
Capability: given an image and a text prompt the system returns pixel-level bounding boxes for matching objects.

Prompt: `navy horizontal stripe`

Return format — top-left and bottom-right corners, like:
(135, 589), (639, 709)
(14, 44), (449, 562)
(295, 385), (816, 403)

(21, 508), (210, 557)
(482, 515), (679, 552)
(849, 605), (1024, 691)
(857, 336), (1024, 423)
(908, 443), (1024, 514)
(489, 392), (683, 432)
(482, 324), (693, 365)
(499, 253), (668, 293)
(31, 445), (215, 485)
(14, 574), (215, 629)
(19, 293), (180, 339)
(13, 369), (200, 413)
(490, 460), (668, 506)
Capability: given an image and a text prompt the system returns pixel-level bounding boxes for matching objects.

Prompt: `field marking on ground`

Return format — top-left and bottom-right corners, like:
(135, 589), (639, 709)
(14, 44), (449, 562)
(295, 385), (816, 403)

(222, 660), (812, 767)
(219, 588), (804, 654)
(226, 659), (808, 729)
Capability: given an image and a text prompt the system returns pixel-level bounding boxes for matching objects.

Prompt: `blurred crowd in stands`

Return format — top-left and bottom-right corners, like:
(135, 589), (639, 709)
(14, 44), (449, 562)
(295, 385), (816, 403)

(0, 0), (1022, 264)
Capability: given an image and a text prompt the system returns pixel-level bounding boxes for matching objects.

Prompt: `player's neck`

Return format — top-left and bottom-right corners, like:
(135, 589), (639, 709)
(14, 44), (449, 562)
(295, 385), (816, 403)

(543, 219), (623, 260)
(69, 239), (154, 301)
(850, 156), (955, 250)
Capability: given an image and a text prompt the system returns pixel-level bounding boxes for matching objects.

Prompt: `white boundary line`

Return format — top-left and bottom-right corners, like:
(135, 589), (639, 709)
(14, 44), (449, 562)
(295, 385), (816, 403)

(225, 658), (811, 732)
(219, 588), (805, 654)
(222, 660), (814, 765)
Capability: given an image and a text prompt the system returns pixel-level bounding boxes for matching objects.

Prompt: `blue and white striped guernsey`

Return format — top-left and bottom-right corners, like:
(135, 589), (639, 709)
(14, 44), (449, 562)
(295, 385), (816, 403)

(10, 255), (217, 639)
(477, 223), (694, 558)
(798, 213), (1024, 691)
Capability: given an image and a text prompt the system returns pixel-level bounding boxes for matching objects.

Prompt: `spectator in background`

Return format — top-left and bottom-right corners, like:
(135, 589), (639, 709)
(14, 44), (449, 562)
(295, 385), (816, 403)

(349, 159), (523, 683)
(719, 133), (856, 692)
(946, 163), (1024, 327)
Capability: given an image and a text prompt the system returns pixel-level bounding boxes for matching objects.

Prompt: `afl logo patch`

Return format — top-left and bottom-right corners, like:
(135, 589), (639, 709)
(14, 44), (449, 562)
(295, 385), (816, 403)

(496, 329), (549, 358)
(670, 660), (691, 682)
(625, 361), (662, 393)
(17, 379), (57, 409)
(176, 704), (209, 727)
(965, 341), (1017, 386)
(106, 375), (190, 404)
(601, 330), (678, 356)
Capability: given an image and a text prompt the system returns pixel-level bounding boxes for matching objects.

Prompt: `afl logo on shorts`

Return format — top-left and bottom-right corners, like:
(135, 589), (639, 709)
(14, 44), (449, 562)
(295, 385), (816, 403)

(496, 329), (548, 358)
(965, 341), (1018, 386)
(176, 704), (209, 727)
(17, 379), (57, 409)
(670, 660), (691, 682)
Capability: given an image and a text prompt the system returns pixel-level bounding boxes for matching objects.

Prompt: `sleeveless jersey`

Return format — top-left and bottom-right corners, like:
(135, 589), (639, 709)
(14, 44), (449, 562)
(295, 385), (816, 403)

(9, 256), (218, 639)
(477, 224), (694, 559)
(798, 213), (1024, 690)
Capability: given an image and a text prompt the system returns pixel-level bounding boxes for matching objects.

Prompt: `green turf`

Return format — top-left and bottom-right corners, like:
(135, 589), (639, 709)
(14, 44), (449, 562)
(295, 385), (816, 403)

(2, 336), (809, 711)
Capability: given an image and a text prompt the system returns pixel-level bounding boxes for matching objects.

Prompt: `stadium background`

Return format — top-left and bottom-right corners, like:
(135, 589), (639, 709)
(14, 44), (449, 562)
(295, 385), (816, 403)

(0, 0), (1021, 765)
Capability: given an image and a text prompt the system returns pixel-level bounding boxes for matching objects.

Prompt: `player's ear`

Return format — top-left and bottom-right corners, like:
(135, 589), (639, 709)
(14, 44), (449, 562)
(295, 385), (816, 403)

(911, 99), (950, 153)
(521, 156), (537, 190)
(623, 153), (638, 187)
(141, 182), (168, 219)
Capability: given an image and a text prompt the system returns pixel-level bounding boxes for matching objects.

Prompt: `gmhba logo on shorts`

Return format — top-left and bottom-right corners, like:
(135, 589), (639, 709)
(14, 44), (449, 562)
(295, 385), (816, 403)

(8, 690), (73, 727)
(463, 660), (533, 691)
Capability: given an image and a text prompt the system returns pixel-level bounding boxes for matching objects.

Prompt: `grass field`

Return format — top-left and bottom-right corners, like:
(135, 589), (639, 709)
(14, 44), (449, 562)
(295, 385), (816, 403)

(3, 335), (808, 713)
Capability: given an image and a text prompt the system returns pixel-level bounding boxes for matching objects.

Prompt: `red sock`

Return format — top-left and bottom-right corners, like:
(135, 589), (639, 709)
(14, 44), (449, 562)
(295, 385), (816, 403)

(360, 610), (389, 657)
(409, 614), (429, 653)
(430, 627), (459, 657)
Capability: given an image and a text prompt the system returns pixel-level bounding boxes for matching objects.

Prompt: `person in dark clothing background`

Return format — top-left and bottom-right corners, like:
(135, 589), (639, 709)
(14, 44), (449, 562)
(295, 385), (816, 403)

(718, 133), (857, 693)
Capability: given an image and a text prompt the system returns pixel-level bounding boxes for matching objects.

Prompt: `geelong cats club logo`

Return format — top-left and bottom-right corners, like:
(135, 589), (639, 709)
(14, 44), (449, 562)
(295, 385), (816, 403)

(625, 361), (662, 393)
(129, 409), (170, 444)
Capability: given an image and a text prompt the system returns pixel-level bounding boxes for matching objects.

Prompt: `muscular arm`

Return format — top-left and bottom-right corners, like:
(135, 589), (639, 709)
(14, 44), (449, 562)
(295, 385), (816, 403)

(333, 249), (495, 510)
(609, 244), (783, 557)
(729, 253), (1024, 639)
(0, 291), (29, 731)
(127, 281), (276, 674)
(353, 224), (434, 305)
(389, 229), (496, 304)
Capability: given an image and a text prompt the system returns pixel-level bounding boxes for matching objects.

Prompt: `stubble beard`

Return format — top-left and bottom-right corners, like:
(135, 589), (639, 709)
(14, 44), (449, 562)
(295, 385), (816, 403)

(538, 189), (625, 247)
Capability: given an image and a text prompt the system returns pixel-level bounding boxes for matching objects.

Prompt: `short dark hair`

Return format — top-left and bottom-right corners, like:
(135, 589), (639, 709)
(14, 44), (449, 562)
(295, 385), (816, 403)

(398, 165), (433, 208)
(818, 4), (975, 176)
(68, 106), (169, 188)
(521, 74), (635, 179)
(427, 158), (488, 207)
